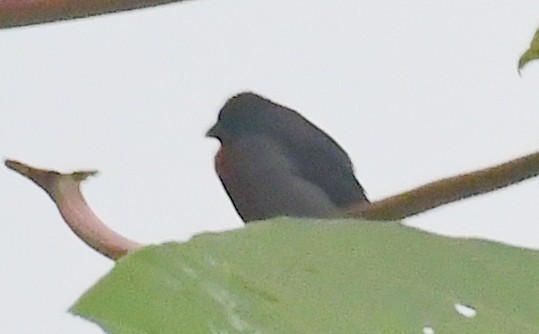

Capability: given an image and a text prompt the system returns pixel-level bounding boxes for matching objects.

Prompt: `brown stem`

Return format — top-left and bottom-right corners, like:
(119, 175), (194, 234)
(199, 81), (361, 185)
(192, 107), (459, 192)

(0, 0), (190, 29)
(348, 151), (539, 220)
(7, 151), (538, 258)
(5, 160), (142, 260)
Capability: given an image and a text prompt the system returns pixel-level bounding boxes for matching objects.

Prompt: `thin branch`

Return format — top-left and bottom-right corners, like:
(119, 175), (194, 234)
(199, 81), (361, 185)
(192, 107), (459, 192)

(5, 160), (142, 260)
(0, 0), (190, 29)
(6, 151), (539, 260)
(348, 151), (539, 220)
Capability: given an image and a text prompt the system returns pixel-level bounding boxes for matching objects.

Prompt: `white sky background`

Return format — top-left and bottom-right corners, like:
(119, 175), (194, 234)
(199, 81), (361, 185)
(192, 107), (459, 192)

(1, 1), (539, 332)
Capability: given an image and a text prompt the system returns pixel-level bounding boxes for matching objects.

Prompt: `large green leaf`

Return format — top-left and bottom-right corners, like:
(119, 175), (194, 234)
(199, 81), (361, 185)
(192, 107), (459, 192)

(72, 219), (539, 333)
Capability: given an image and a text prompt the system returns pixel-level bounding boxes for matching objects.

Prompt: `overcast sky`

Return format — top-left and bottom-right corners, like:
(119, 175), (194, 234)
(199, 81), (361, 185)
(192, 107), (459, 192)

(1, 1), (539, 333)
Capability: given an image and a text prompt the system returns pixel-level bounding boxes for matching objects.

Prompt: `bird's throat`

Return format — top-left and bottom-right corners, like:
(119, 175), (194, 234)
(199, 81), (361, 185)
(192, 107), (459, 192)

(215, 146), (233, 181)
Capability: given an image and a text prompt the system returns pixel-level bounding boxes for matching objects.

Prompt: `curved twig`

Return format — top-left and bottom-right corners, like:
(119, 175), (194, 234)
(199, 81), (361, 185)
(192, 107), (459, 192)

(6, 151), (539, 260)
(0, 0), (190, 29)
(5, 160), (142, 260)
(348, 151), (539, 220)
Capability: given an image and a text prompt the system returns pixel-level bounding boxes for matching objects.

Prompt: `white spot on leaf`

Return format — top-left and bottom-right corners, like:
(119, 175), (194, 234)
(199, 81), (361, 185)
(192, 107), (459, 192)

(454, 303), (476, 318)
(422, 325), (435, 334)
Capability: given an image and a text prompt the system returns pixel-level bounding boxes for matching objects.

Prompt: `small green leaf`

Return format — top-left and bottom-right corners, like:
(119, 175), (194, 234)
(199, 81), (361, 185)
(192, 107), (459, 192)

(72, 219), (539, 333)
(518, 27), (539, 73)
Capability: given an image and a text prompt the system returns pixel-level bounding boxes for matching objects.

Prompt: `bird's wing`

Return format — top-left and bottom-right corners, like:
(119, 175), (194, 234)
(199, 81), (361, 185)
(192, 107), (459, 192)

(282, 122), (369, 208)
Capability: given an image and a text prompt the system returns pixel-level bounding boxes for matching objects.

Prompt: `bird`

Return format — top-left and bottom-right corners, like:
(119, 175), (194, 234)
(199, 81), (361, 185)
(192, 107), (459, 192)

(206, 92), (369, 223)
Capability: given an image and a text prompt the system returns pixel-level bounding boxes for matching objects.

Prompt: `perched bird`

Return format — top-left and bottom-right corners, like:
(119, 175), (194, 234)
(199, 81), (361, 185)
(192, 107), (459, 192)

(206, 92), (369, 222)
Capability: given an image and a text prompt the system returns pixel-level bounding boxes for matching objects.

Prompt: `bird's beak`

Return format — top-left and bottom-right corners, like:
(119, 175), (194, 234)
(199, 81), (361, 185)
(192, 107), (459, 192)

(205, 123), (219, 138)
